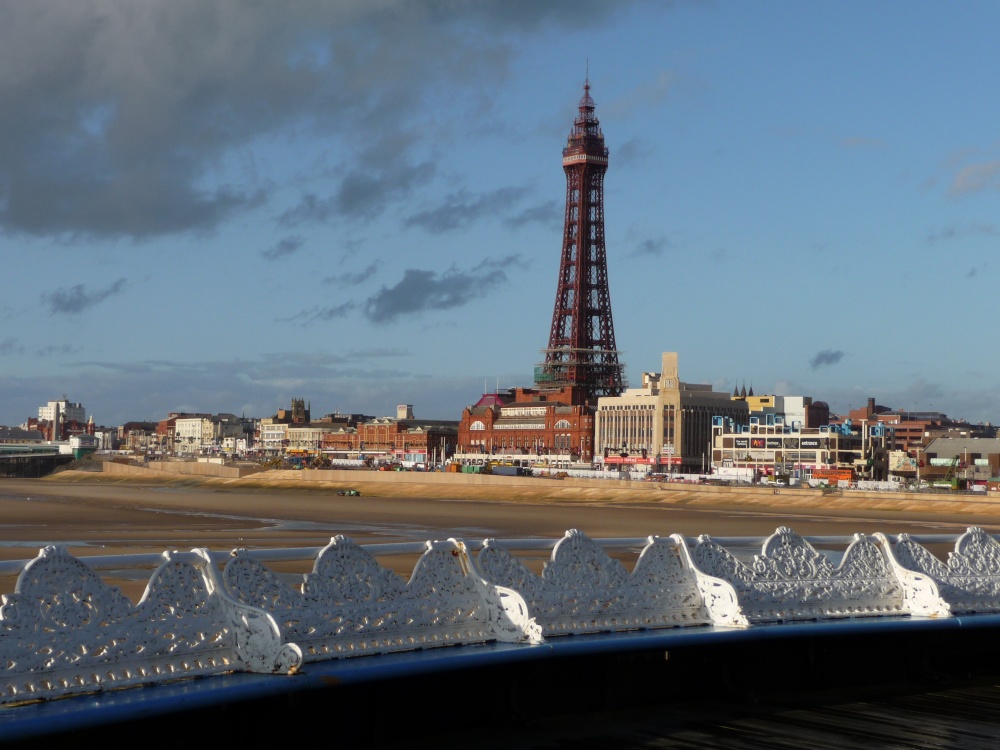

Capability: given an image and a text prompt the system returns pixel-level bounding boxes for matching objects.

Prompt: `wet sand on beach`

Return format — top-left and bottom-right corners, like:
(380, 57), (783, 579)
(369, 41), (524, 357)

(2, 473), (999, 601)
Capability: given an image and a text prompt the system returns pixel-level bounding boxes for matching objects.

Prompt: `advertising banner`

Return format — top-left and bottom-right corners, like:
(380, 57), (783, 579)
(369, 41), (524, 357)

(604, 455), (653, 465)
(888, 452), (917, 471)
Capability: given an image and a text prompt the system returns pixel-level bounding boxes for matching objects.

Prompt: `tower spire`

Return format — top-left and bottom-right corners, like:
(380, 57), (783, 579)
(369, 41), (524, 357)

(536, 80), (624, 403)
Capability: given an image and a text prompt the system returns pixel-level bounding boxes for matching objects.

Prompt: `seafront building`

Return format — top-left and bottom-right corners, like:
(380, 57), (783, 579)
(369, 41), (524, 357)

(455, 386), (595, 468)
(321, 405), (457, 467)
(23, 396), (95, 442)
(710, 418), (882, 483)
(38, 398), (85, 425)
(894, 436), (1000, 487)
(594, 352), (749, 474)
(172, 414), (249, 455)
(731, 391), (830, 430)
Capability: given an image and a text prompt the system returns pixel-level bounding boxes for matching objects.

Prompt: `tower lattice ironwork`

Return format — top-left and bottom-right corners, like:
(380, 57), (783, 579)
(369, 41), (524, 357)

(536, 80), (625, 403)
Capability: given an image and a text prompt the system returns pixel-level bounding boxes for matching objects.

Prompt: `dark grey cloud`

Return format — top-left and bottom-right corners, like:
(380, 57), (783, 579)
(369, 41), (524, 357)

(44, 278), (127, 315)
(631, 236), (670, 257)
(344, 348), (410, 358)
(0, 2), (649, 241)
(0, 337), (24, 355)
(506, 200), (561, 229)
(927, 224), (999, 243)
(809, 349), (845, 370)
(36, 344), (78, 357)
(286, 301), (357, 326)
(363, 256), (521, 323)
(279, 161), (436, 227)
(324, 264), (378, 287)
(606, 70), (674, 119)
(262, 235), (304, 261)
(625, 224), (671, 257)
(404, 186), (529, 234)
(615, 137), (655, 168)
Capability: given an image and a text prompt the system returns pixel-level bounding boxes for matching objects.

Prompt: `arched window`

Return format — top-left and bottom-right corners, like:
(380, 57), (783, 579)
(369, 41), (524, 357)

(554, 419), (571, 429)
(470, 421), (486, 431)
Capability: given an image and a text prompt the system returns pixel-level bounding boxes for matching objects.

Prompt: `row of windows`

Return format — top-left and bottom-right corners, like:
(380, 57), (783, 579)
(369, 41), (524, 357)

(470, 419), (572, 431)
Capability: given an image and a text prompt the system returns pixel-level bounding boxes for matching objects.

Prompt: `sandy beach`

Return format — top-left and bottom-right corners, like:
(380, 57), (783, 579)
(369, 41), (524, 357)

(2, 469), (999, 600)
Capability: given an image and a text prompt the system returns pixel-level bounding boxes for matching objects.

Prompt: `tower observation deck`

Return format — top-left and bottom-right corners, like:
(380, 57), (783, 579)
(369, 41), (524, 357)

(535, 80), (625, 403)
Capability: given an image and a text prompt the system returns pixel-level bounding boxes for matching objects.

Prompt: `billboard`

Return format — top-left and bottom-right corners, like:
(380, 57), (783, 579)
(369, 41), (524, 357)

(888, 452), (917, 472)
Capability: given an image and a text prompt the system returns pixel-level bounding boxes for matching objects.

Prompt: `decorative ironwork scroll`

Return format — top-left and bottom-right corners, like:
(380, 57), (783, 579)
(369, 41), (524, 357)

(223, 535), (540, 662)
(679, 527), (907, 626)
(476, 529), (709, 635)
(0, 546), (301, 705)
(879, 527), (1000, 614)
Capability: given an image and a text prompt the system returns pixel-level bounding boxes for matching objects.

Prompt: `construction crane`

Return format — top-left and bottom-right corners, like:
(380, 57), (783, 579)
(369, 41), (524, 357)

(944, 455), (961, 484)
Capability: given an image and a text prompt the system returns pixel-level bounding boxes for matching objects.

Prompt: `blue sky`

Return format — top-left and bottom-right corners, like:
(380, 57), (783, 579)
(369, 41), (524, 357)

(2, 1), (1000, 427)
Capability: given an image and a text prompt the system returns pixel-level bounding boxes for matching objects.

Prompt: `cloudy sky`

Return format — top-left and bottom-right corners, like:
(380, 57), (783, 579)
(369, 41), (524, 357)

(3, 1), (1000, 427)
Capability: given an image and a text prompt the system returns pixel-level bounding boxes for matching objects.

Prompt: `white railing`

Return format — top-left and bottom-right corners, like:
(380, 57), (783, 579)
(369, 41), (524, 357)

(1, 527), (998, 705)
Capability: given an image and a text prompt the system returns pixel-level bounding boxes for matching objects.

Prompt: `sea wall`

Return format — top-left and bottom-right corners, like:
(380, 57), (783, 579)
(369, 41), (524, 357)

(102, 460), (262, 479)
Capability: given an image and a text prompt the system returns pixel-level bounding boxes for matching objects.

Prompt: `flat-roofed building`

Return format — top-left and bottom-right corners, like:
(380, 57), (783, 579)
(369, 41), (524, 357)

(712, 419), (876, 482)
(595, 352), (749, 474)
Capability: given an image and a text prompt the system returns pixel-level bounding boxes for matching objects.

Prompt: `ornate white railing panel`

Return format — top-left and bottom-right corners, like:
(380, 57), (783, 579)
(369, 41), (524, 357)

(475, 529), (709, 635)
(678, 527), (908, 627)
(4, 527), (1000, 706)
(0, 546), (301, 706)
(222, 535), (541, 662)
(878, 527), (1000, 614)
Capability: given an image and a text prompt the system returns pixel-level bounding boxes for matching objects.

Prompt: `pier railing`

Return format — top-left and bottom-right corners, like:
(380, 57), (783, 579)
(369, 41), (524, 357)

(1, 526), (999, 705)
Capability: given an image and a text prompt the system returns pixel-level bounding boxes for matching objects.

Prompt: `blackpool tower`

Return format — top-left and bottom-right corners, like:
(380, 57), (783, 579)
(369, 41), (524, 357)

(535, 80), (625, 404)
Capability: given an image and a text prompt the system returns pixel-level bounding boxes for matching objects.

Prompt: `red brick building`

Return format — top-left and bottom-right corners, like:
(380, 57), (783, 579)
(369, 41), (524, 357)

(456, 386), (595, 464)
(321, 414), (457, 467)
